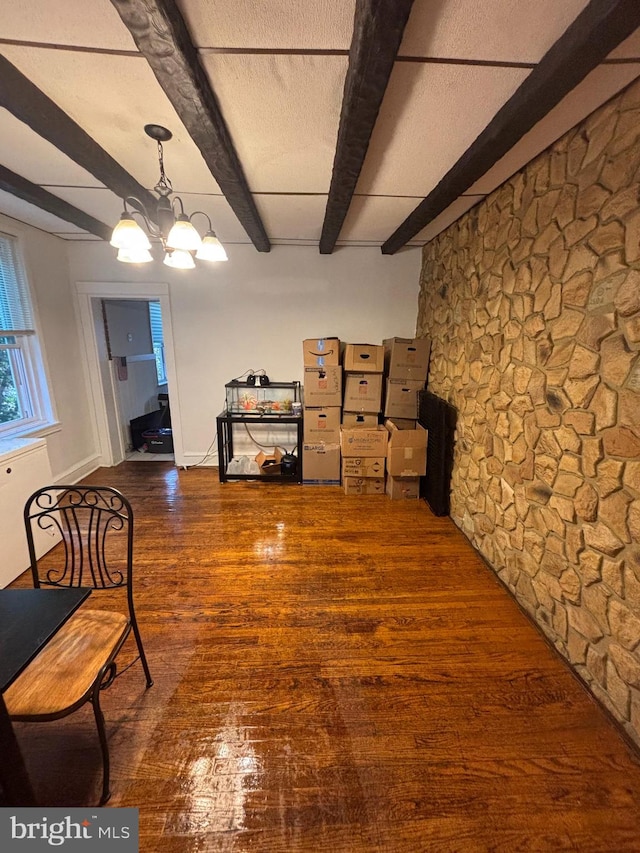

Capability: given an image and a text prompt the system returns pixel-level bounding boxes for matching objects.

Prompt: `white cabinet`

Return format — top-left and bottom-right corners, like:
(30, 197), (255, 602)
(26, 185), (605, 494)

(0, 438), (58, 588)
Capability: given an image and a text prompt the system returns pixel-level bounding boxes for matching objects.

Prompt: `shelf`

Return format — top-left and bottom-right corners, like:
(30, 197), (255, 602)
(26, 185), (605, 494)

(216, 410), (303, 484)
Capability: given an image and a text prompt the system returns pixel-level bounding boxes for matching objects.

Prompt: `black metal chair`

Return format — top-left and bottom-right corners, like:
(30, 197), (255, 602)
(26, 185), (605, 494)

(4, 485), (153, 805)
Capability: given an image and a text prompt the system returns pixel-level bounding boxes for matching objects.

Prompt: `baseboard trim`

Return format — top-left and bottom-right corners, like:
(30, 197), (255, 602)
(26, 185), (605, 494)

(179, 452), (218, 469)
(54, 454), (102, 485)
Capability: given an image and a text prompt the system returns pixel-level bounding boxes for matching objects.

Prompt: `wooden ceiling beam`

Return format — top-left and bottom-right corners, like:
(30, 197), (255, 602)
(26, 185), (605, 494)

(110, 0), (271, 253)
(319, 0), (414, 254)
(0, 165), (112, 240)
(381, 0), (640, 254)
(0, 55), (158, 223)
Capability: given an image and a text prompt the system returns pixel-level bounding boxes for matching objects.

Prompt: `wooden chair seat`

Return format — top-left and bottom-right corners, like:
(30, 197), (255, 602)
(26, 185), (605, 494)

(5, 609), (130, 718)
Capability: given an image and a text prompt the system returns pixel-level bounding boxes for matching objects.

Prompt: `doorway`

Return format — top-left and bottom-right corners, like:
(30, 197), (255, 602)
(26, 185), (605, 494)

(75, 281), (183, 468)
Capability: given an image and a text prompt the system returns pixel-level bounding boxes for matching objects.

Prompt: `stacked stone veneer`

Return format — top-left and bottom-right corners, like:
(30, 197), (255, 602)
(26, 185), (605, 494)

(417, 77), (640, 745)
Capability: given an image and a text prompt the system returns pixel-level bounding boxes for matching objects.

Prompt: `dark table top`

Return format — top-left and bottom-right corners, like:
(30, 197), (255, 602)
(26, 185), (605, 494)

(0, 588), (91, 692)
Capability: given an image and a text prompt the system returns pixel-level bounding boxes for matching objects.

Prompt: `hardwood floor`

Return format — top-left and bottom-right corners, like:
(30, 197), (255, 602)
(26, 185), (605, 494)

(9, 462), (640, 851)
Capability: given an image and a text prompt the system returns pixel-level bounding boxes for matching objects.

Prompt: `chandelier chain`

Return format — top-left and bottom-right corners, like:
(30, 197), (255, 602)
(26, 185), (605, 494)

(154, 141), (173, 197)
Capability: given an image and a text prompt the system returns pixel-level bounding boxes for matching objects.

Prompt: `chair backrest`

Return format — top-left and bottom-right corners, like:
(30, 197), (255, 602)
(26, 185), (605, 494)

(24, 485), (134, 595)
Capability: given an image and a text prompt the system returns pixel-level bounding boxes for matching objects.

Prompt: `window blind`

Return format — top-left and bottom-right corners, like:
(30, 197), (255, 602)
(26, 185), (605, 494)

(0, 233), (35, 334)
(148, 301), (163, 344)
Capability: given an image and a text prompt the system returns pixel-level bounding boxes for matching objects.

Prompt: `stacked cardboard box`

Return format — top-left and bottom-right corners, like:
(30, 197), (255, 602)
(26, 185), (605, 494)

(382, 337), (431, 420)
(341, 343), (386, 494)
(302, 338), (342, 484)
(340, 424), (388, 495)
(382, 337), (431, 499)
(342, 344), (385, 416)
(384, 419), (428, 499)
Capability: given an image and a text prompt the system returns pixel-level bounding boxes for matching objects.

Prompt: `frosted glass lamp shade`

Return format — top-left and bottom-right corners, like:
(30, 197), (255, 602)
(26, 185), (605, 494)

(163, 249), (195, 270)
(166, 215), (202, 251)
(196, 231), (228, 262)
(116, 247), (153, 264)
(110, 214), (151, 250)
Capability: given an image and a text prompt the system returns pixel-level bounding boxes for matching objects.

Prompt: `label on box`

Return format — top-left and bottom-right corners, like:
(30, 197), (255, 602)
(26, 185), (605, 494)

(340, 426), (388, 457)
(303, 337), (340, 367)
(342, 457), (385, 478)
(343, 476), (385, 495)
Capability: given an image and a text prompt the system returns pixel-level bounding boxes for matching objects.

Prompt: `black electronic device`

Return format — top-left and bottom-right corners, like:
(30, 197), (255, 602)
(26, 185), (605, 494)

(246, 372), (270, 386)
(280, 452), (297, 475)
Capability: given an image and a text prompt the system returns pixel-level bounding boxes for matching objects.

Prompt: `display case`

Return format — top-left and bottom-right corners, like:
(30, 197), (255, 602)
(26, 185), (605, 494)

(218, 381), (303, 483)
(224, 380), (300, 415)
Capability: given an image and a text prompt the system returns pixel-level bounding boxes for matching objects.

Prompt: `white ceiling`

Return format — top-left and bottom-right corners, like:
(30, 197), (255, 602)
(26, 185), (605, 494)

(0, 0), (638, 250)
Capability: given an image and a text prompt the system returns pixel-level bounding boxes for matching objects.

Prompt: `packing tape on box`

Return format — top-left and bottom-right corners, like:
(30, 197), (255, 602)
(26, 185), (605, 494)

(404, 447), (414, 459)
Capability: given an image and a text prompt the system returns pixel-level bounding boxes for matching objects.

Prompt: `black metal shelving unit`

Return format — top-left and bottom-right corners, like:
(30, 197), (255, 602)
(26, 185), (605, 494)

(217, 380), (302, 484)
(216, 411), (303, 483)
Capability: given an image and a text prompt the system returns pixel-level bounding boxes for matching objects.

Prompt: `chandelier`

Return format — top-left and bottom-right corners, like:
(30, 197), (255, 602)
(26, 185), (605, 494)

(110, 124), (228, 269)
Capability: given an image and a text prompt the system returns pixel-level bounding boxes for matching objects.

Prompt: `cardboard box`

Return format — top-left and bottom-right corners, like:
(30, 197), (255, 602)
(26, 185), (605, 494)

(383, 378), (425, 420)
(386, 475), (421, 500)
(340, 425), (389, 457)
(343, 477), (385, 495)
(384, 336), (431, 381)
(386, 418), (417, 430)
(255, 447), (284, 475)
(342, 457), (385, 478)
(343, 373), (383, 413)
(343, 343), (385, 373)
(303, 407), (341, 443)
(302, 442), (341, 484)
(385, 419), (427, 477)
(303, 366), (342, 407)
(303, 337), (340, 367)
(342, 411), (379, 428)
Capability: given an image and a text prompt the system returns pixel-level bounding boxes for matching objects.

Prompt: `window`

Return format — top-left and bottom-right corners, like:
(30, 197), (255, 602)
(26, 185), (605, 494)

(148, 301), (167, 385)
(0, 233), (52, 435)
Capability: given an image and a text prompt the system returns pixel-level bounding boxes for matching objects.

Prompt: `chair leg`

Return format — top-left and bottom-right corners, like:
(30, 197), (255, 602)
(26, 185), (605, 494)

(92, 688), (111, 806)
(130, 620), (154, 688)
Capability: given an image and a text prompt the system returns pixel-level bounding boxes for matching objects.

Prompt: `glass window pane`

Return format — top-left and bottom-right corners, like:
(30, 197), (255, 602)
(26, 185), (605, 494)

(153, 342), (167, 384)
(0, 234), (51, 435)
(0, 347), (22, 424)
(0, 233), (35, 332)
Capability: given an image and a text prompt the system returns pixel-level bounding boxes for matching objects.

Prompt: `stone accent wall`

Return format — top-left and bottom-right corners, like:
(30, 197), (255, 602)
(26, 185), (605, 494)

(417, 77), (640, 746)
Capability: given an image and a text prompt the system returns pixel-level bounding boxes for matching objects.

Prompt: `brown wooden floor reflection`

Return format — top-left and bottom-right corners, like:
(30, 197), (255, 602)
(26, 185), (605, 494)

(9, 463), (640, 851)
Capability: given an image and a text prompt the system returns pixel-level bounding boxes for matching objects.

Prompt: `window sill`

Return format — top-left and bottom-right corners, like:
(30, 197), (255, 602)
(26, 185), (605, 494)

(0, 420), (62, 441)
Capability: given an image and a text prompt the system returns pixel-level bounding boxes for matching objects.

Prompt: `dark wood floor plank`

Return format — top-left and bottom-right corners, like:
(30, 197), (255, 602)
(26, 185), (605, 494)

(8, 464), (640, 851)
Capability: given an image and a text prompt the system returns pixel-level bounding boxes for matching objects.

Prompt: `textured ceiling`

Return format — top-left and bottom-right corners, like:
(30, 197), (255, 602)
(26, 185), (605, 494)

(0, 0), (638, 251)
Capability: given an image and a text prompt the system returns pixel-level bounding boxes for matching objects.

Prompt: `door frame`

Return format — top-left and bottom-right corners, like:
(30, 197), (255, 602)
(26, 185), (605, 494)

(75, 281), (183, 467)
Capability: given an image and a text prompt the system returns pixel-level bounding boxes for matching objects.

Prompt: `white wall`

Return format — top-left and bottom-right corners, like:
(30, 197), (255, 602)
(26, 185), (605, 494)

(0, 214), (98, 481)
(67, 242), (422, 461)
